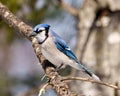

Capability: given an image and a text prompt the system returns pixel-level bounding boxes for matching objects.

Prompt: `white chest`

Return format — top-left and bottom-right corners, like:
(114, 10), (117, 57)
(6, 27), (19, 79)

(41, 38), (71, 66)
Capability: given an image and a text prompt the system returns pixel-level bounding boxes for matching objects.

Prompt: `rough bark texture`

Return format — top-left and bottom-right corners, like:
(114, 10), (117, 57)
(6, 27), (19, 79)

(0, 2), (75, 96)
(72, 0), (120, 95)
(1, 0), (120, 95)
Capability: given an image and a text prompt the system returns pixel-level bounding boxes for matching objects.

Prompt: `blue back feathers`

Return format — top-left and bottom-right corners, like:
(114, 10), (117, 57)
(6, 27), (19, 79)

(33, 23), (79, 62)
(32, 23), (100, 80)
(50, 30), (79, 63)
(51, 30), (94, 77)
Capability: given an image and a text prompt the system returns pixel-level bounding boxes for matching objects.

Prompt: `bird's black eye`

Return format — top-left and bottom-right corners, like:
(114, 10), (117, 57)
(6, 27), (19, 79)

(36, 29), (43, 33)
(37, 27), (45, 33)
(38, 30), (43, 33)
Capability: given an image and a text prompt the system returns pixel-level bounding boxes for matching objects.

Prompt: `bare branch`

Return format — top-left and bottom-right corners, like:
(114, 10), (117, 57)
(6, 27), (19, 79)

(0, 2), (32, 38)
(62, 77), (120, 90)
(57, 0), (78, 17)
(114, 81), (120, 96)
(44, 65), (76, 96)
(38, 83), (50, 96)
(0, 2), (73, 96)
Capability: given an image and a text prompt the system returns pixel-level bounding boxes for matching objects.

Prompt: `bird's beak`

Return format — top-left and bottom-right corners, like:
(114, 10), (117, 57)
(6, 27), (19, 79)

(29, 32), (37, 37)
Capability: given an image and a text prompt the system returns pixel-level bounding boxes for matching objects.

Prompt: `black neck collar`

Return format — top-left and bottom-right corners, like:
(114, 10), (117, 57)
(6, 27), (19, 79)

(38, 36), (48, 44)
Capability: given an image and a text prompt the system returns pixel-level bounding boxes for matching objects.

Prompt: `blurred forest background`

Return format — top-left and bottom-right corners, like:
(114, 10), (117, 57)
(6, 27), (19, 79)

(0, 0), (120, 96)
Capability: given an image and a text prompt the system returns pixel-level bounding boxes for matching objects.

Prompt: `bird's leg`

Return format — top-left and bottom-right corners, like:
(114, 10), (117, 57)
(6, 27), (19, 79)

(41, 74), (51, 83)
(55, 63), (64, 72)
(41, 64), (64, 81)
(41, 74), (47, 81)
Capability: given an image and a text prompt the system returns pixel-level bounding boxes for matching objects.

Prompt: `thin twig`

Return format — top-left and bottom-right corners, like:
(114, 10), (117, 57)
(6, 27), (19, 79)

(0, 2), (74, 96)
(114, 81), (120, 96)
(57, 0), (78, 17)
(38, 83), (50, 96)
(62, 77), (120, 90)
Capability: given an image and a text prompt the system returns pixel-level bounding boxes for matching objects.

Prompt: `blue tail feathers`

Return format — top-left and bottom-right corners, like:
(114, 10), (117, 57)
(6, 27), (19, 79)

(78, 62), (100, 81)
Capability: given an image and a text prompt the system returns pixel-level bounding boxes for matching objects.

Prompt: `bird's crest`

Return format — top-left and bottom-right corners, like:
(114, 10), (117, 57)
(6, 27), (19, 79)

(33, 24), (50, 33)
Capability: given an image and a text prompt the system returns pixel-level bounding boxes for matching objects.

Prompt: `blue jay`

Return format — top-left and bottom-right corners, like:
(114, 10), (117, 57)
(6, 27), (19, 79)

(29, 24), (100, 81)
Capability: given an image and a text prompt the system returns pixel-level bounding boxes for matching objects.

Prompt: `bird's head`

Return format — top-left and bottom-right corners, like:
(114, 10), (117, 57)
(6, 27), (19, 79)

(29, 24), (50, 44)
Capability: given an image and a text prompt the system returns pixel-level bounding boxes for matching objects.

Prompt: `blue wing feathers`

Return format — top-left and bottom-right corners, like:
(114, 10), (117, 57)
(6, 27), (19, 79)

(51, 30), (78, 62)
(54, 36), (93, 76)
(33, 24), (100, 80)
(50, 30), (97, 78)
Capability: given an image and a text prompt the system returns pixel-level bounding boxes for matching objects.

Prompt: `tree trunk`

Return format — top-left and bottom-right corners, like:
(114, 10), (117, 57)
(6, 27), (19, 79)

(72, 0), (120, 95)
